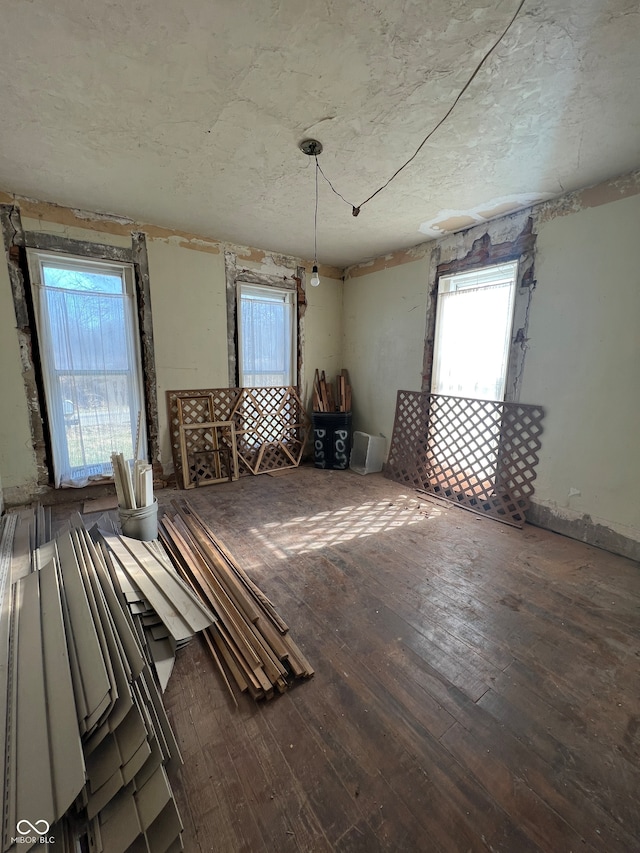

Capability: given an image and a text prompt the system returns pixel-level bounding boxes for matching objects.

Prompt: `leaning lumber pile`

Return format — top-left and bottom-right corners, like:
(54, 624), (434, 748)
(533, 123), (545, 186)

(313, 368), (352, 412)
(0, 509), (189, 852)
(159, 501), (314, 702)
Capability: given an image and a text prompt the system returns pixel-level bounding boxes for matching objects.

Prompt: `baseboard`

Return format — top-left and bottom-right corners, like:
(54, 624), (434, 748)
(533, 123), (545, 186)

(527, 501), (640, 563)
(3, 480), (118, 509)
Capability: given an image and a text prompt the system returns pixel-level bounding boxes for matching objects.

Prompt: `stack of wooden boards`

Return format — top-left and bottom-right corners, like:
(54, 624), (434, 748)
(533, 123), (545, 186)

(159, 501), (314, 703)
(313, 368), (352, 413)
(0, 507), (217, 853)
(111, 452), (154, 510)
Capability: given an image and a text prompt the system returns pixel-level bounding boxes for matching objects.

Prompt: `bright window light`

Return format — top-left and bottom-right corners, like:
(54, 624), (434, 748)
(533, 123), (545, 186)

(432, 261), (518, 401)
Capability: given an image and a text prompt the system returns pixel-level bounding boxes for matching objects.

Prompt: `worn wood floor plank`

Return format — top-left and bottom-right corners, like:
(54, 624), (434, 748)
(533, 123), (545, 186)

(52, 467), (640, 852)
(477, 687), (638, 845)
(262, 573), (539, 853)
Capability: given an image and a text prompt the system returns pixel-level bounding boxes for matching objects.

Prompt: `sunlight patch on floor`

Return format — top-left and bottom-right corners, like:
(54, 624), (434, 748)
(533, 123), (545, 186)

(252, 496), (446, 557)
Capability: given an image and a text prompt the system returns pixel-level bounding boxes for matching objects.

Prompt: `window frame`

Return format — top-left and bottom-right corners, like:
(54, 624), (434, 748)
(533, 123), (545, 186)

(236, 281), (297, 388)
(27, 248), (147, 487)
(225, 251), (305, 392)
(422, 220), (537, 403)
(431, 260), (519, 402)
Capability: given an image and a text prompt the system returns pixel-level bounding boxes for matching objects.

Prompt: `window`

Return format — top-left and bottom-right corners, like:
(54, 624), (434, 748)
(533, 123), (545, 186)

(431, 261), (518, 401)
(237, 283), (296, 387)
(28, 251), (146, 487)
(429, 260), (518, 495)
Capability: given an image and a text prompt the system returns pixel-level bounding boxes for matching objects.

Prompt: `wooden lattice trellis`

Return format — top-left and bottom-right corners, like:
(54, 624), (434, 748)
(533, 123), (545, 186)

(385, 391), (545, 527)
(230, 387), (310, 475)
(168, 388), (242, 485)
(167, 387), (310, 482)
(179, 421), (239, 489)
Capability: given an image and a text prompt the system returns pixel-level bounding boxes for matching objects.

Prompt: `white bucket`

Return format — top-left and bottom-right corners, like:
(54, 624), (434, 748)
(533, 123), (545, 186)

(118, 498), (158, 541)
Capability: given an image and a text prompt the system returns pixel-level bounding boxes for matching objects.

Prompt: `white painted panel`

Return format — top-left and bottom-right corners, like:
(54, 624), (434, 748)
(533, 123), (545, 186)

(145, 800), (183, 853)
(99, 783), (143, 853)
(56, 533), (112, 727)
(134, 765), (171, 830)
(39, 560), (86, 815)
(104, 534), (214, 640)
(15, 572), (55, 837)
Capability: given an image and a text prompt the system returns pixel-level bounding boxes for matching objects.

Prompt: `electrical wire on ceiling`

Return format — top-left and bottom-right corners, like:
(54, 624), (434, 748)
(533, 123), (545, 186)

(315, 0), (527, 217)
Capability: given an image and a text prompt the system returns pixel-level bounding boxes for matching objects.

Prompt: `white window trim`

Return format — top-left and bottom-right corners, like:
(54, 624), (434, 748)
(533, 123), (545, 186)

(432, 260), (518, 402)
(27, 249), (147, 487)
(237, 281), (297, 388)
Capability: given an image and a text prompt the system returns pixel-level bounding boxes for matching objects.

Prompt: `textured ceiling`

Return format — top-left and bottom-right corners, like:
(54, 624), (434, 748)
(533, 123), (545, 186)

(0, 0), (638, 267)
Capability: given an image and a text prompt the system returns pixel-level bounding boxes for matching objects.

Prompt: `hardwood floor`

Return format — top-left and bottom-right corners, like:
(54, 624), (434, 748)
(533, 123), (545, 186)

(155, 466), (639, 852)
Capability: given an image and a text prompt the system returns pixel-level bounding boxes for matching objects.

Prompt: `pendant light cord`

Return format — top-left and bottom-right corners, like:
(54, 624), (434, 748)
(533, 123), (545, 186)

(314, 157), (319, 264)
(316, 0), (527, 217)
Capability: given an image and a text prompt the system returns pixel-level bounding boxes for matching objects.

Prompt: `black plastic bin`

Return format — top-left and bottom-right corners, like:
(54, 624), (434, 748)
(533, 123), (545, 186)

(312, 412), (352, 470)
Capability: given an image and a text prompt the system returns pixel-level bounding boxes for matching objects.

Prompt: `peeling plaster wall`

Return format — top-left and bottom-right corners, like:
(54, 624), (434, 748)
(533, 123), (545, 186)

(2, 174), (638, 557)
(343, 255), (431, 447)
(520, 192), (640, 554)
(20, 216), (132, 249)
(0, 256), (36, 501)
(343, 180), (640, 557)
(0, 198), (343, 492)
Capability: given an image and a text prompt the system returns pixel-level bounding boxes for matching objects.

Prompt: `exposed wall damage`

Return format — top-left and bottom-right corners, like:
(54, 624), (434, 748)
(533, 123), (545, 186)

(343, 169), (640, 562)
(224, 250), (306, 389)
(0, 206), (161, 494)
(421, 213), (536, 403)
(0, 192), (344, 277)
(0, 204), (49, 489)
(346, 168), (640, 278)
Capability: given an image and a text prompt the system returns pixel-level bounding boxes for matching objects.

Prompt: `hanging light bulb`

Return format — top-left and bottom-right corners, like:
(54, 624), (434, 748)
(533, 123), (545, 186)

(299, 139), (323, 289)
